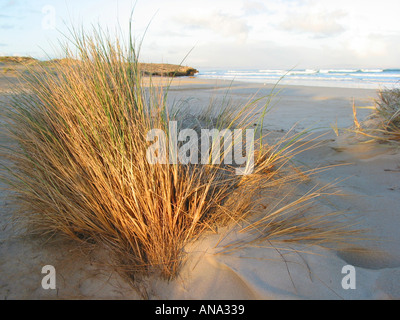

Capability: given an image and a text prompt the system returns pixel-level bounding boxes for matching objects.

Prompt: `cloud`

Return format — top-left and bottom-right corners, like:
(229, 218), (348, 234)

(347, 33), (390, 58)
(0, 24), (14, 30)
(281, 10), (346, 37)
(1, 0), (19, 9)
(242, 1), (268, 15)
(178, 11), (250, 43)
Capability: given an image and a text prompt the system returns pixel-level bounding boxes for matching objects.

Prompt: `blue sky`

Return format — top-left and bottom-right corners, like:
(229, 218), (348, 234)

(1, 0), (400, 69)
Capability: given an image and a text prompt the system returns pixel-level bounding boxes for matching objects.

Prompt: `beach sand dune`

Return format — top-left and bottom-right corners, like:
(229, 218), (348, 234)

(1, 78), (400, 300)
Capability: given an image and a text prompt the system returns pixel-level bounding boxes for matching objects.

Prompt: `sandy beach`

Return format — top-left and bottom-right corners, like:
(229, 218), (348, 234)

(1, 75), (400, 300)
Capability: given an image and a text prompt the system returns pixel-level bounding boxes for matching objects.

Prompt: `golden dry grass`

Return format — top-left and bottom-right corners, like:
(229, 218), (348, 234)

(349, 89), (400, 142)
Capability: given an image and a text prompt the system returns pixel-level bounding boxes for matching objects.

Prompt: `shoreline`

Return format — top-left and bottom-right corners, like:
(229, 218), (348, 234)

(194, 67), (400, 90)
(145, 75), (380, 90)
(148, 76), (377, 133)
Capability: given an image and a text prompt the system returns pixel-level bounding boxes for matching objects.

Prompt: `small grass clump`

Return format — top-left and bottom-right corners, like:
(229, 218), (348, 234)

(351, 88), (400, 142)
(375, 88), (400, 139)
(0, 26), (358, 282)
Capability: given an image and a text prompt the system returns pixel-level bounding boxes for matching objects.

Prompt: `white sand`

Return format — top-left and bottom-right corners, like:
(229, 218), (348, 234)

(1, 78), (400, 300)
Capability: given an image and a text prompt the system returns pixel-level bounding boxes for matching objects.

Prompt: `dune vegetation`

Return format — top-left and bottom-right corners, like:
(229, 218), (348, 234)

(0, 25), (359, 282)
(351, 88), (400, 142)
(375, 88), (400, 140)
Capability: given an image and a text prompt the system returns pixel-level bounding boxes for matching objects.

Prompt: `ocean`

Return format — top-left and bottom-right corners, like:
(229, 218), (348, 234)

(196, 68), (400, 89)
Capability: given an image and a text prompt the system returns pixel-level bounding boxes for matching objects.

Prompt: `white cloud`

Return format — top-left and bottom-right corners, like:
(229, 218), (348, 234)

(242, 1), (268, 15)
(1, 0), (19, 9)
(134, 0), (400, 68)
(347, 33), (389, 58)
(178, 11), (250, 43)
(281, 10), (346, 37)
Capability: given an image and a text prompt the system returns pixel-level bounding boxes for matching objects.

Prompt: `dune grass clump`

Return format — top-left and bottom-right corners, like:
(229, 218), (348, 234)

(0, 27), (358, 281)
(351, 88), (400, 142)
(375, 88), (400, 139)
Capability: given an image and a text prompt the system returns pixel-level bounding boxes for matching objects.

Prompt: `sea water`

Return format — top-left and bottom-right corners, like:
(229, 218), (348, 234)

(196, 68), (400, 89)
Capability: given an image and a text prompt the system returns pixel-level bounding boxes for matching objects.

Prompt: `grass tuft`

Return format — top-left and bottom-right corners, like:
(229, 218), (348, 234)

(348, 88), (400, 142)
(375, 88), (400, 139)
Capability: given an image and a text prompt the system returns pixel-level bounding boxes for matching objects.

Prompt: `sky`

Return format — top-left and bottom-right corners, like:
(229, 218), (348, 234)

(1, 0), (400, 70)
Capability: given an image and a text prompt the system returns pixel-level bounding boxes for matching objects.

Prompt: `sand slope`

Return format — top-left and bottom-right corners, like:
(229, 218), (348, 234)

(151, 138), (400, 300)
